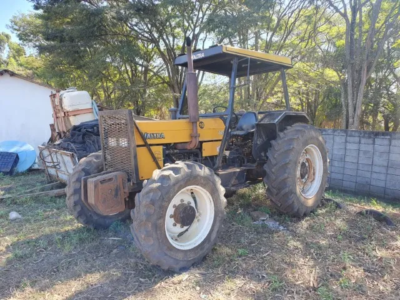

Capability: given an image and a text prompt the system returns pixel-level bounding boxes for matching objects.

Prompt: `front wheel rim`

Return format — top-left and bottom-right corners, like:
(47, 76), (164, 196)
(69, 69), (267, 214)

(165, 185), (215, 250)
(297, 144), (323, 198)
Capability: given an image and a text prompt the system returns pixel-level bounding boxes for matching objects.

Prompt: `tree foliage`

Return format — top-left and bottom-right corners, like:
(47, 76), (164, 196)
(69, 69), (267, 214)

(3, 0), (400, 131)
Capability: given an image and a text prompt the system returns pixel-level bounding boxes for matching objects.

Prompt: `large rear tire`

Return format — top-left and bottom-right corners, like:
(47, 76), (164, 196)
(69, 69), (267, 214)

(264, 123), (328, 217)
(131, 161), (226, 272)
(66, 152), (130, 229)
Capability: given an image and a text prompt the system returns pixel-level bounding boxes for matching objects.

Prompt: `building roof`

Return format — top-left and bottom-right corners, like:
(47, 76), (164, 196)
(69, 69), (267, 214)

(174, 45), (292, 77)
(0, 69), (54, 89)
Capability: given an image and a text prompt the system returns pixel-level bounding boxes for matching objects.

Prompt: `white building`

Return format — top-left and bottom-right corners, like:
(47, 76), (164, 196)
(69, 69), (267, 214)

(0, 69), (55, 156)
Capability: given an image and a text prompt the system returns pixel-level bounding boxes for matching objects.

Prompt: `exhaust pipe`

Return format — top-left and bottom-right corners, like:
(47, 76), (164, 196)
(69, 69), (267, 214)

(176, 37), (200, 150)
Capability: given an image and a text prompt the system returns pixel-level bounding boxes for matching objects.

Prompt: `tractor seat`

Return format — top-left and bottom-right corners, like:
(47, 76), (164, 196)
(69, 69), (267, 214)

(231, 112), (257, 136)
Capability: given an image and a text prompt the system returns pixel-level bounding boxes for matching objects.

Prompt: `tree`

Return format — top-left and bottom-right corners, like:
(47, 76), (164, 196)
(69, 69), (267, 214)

(0, 32), (11, 68)
(327, 0), (400, 129)
(5, 0), (400, 129)
(12, 0), (227, 113)
(207, 0), (322, 112)
(12, 2), (173, 115)
(116, 0), (226, 107)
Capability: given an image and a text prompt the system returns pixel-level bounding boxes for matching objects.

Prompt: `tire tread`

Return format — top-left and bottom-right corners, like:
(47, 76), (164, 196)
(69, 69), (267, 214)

(263, 123), (328, 217)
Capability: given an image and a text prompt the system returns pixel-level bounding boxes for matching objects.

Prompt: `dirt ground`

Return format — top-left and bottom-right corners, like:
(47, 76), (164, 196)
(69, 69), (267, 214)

(1, 171), (399, 300)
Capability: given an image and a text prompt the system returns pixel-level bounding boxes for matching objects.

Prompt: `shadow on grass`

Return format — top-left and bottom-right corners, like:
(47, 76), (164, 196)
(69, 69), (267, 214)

(0, 223), (173, 299)
(1, 180), (399, 299)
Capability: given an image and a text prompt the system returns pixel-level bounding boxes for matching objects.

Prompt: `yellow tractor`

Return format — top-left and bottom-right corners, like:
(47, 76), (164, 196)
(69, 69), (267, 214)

(66, 38), (328, 271)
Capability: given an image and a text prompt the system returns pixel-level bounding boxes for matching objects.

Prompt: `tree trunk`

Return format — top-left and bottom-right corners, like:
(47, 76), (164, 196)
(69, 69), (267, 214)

(392, 119), (399, 132)
(383, 115), (390, 131)
(328, 0), (392, 130)
(340, 81), (347, 129)
(351, 71), (368, 129)
(371, 111), (378, 131)
(392, 105), (400, 132)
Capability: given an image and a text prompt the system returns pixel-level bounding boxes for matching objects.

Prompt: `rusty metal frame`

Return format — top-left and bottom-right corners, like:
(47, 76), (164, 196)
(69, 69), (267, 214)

(62, 108), (94, 117)
(49, 91), (96, 138)
(38, 146), (78, 183)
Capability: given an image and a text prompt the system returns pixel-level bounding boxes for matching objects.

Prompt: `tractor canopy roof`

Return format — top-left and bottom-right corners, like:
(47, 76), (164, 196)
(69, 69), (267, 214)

(174, 45), (292, 77)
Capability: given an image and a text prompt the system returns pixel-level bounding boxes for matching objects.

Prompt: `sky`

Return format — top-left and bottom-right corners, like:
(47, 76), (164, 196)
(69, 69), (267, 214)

(0, 0), (33, 41)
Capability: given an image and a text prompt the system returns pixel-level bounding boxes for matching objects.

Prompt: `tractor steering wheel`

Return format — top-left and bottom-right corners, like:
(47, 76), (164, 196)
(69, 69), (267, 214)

(212, 105), (228, 113)
(212, 105), (239, 129)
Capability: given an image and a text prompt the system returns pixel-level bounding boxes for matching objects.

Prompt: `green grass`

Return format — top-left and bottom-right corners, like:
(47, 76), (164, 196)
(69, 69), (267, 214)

(1, 172), (399, 299)
(226, 208), (253, 226)
(237, 248), (248, 256)
(341, 251), (353, 264)
(0, 173), (13, 186)
(258, 206), (271, 214)
(326, 190), (400, 211)
(317, 286), (334, 300)
(339, 275), (352, 289)
(268, 275), (284, 292)
(109, 220), (126, 233)
(54, 227), (99, 253)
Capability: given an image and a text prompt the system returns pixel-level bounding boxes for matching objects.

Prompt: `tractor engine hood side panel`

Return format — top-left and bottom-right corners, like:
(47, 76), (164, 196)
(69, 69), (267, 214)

(99, 110), (226, 185)
(134, 118), (225, 145)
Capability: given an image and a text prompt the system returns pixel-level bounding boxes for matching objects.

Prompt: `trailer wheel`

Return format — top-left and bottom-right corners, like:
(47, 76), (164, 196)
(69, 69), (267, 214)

(66, 152), (130, 229)
(264, 123), (328, 217)
(131, 161), (226, 272)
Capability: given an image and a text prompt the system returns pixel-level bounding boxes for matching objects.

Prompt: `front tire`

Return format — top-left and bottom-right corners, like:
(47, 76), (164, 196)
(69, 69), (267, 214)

(264, 123), (328, 217)
(131, 161), (226, 272)
(66, 152), (130, 229)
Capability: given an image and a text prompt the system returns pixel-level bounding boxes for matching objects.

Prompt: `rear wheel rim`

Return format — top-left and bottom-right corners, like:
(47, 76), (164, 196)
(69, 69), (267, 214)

(297, 144), (323, 198)
(165, 185), (215, 250)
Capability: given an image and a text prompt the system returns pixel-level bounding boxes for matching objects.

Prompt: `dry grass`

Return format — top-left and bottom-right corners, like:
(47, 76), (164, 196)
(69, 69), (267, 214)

(1, 172), (399, 299)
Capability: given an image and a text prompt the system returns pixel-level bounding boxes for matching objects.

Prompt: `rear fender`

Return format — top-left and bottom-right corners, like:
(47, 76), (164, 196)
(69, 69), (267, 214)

(252, 111), (310, 161)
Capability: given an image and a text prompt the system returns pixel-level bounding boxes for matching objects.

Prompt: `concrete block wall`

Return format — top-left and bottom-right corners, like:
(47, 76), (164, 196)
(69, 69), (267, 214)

(320, 129), (400, 201)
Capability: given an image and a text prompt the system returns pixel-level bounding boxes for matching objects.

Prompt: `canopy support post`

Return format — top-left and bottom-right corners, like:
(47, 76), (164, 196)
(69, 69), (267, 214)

(280, 68), (290, 111)
(214, 58), (239, 170)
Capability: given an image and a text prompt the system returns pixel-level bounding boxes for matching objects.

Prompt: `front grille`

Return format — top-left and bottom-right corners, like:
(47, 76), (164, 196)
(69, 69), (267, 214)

(99, 110), (135, 181)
